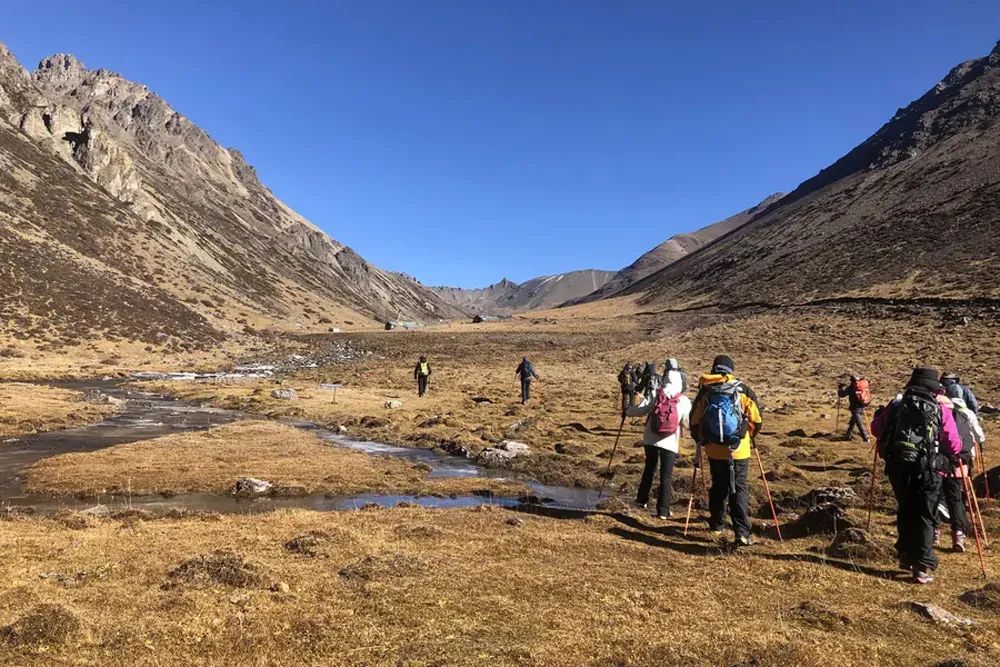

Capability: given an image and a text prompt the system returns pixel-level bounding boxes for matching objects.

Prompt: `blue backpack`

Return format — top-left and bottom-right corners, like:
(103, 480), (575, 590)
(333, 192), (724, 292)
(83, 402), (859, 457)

(704, 381), (748, 449)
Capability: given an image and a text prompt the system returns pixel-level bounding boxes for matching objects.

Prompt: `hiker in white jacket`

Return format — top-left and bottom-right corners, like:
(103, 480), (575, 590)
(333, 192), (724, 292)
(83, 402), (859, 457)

(626, 358), (691, 518)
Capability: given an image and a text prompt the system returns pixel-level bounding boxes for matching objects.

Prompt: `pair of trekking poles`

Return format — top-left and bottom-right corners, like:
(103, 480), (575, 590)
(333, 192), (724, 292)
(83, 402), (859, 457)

(865, 443), (990, 577)
(599, 415), (783, 542)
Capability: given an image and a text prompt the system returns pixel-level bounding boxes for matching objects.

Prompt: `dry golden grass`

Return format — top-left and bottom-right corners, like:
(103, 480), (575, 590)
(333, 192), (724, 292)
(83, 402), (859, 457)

(0, 382), (114, 437)
(24, 421), (527, 499)
(0, 506), (997, 666)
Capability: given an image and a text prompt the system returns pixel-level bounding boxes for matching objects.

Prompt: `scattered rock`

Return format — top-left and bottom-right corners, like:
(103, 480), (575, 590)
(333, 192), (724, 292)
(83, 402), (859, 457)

(803, 486), (861, 507)
(167, 550), (270, 589)
(791, 503), (855, 535)
(786, 428), (809, 438)
(418, 415), (445, 428)
(230, 477), (274, 497)
(270, 388), (298, 400)
(471, 396), (493, 405)
(0, 604), (81, 647)
(437, 441), (472, 458)
(505, 516), (526, 527)
(83, 390), (125, 407)
(562, 422), (593, 434)
(909, 602), (976, 627)
(384, 400), (403, 409)
(477, 440), (531, 467)
(79, 505), (112, 518)
(272, 581), (291, 594)
(980, 402), (998, 415)
(959, 582), (1000, 613)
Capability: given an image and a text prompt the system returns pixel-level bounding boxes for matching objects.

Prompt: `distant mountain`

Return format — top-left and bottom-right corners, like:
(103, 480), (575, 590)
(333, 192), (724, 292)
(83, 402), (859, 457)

(0, 44), (462, 351)
(433, 270), (616, 315)
(579, 193), (784, 303)
(622, 39), (1000, 309)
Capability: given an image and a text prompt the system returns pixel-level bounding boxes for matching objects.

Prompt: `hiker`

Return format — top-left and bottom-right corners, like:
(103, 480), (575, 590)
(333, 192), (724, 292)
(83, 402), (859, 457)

(936, 383), (987, 552)
(515, 357), (539, 404)
(837, 375), (872, 443)
(662, 358), (688, 393)
(871, 367), (962, 584)
(618, 362), (636, 413)
(940, 373), (980, 414)
(626, 358), (691, 518)
(413, 356), (431, 397)
(636, 361), (660, 400)
(690, 355), (763, 547)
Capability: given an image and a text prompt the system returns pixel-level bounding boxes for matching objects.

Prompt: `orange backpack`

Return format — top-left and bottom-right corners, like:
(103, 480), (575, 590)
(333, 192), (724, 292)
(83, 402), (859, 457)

(854, 378), (872, 406)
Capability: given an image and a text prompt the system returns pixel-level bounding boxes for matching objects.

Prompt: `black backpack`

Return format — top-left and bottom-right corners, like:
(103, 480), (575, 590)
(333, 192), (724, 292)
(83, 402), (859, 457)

(882, 390), (941, 468)
(952, 407), (976, 465)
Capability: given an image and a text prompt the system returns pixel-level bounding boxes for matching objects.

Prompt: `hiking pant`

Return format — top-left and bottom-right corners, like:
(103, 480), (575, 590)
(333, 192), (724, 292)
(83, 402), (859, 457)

(520, 379), (532, 404)
(886, 462), (941, 571)
(636, 447), (677, 516)
(939, 476), (970, 535)
(846, 407), (869, 441)
(708, 458), (751, 539)
(417, 375), (428, 397)
(620, 387), (636, 413)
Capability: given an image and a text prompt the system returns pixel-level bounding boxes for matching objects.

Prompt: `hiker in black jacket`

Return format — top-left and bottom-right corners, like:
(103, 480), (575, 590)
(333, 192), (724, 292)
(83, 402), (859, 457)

(618, 363), (636, 413)
(516, 357), (539, 404)
(414, 356), (431, 397)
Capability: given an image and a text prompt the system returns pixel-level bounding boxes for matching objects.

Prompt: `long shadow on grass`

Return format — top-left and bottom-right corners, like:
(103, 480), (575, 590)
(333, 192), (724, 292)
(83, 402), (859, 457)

(756, 552), (903, 580)
(606, 527), (722, 556)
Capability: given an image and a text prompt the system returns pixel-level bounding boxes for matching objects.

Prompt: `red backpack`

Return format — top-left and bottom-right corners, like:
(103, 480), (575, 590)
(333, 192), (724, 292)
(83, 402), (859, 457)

(854, 378), (872, 406)
(651, 389), (682, 436)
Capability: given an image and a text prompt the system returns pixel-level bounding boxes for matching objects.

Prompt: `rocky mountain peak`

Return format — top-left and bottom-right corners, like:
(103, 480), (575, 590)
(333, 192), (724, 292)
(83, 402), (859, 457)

(35, 53), (89, 85)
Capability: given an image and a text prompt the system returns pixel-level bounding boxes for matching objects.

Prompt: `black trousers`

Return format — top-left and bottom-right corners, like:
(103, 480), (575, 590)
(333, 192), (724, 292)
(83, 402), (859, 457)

(521, 379), (532, 403)
(636, 447), (677, 515)
(620, 387), (636, 413)
(938, 476), (970, 534)
(708, 458), (751, 538)
(846, 407), (869, 441)
(417, 375), (428, 397)
(886, 462), (941, 571)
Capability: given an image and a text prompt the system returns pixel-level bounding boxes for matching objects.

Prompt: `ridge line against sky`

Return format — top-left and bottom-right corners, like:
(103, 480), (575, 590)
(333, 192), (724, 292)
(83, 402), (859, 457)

(4, 1), (1000, 288)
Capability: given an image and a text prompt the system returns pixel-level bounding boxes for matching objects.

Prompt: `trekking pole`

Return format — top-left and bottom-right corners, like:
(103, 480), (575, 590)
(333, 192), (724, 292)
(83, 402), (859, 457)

(753, 445), (783, 542)
(598, 415), (627, 499)
(835, 395), (842, 433)
(683, 446), (701, 536)
(959, 465), (988, 578)
(865, 442), (880, 532)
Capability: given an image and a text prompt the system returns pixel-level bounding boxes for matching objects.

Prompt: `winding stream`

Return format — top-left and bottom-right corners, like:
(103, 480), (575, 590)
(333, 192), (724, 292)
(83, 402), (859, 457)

(1, 381), (601, 514)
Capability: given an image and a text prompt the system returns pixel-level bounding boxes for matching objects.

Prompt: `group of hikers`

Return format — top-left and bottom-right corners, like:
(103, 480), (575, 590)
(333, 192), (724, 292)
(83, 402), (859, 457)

(616, 357), (989, 584)
(413, 355), (541, 404)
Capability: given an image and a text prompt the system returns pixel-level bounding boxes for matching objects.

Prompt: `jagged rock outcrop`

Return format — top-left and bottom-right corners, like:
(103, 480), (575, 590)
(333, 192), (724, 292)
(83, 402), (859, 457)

(0, 43), (463, 349)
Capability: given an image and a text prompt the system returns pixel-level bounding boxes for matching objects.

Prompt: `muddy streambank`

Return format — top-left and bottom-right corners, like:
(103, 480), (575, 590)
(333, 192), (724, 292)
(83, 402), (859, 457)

(1, 380), (600, 514)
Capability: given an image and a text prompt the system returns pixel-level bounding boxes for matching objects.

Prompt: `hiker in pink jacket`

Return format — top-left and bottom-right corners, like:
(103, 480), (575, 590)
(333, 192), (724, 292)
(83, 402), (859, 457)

(870, 367), (962, 584)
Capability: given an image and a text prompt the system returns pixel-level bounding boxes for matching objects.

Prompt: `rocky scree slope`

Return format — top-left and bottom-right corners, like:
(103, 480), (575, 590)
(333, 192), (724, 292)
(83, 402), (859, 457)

(0, 45), (461, 350)
(432, 269), (615, 315)
(578, 193), (785, 303)
(622, 39), (1000, 310)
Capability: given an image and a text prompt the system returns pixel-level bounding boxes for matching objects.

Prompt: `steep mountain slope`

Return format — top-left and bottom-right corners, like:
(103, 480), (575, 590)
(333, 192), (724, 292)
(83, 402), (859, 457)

(0, 44), (461, 350)
(624, 40), (1000, 310)
(581, 193), (784, 302)
(432, 270), (615, 315)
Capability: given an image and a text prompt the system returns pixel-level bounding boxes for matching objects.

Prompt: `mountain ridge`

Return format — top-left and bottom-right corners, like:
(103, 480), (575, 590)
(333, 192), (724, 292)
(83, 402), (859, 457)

(431, 269), (615, 315)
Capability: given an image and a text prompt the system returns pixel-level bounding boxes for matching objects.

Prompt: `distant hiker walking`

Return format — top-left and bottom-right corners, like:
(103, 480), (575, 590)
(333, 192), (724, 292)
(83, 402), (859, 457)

(618, 363), (636, 413)
(626, 358), (691, 518)
(414, 355), (431, 397)
(516, 357), (539, 404)
(871, 367), (962, 584)
(941, 372), (980, 414)
(690, 355), (763, 547)
(837, 375), (872, 443)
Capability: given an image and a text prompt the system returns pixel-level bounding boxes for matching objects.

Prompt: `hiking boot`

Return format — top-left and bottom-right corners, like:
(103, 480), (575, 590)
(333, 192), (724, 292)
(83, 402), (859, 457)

(655, 509), (672, 519)
(912, 569), (934, 585)
(932, 528), (941, 547)
(635, 500), (648, 510)
(952, 531), (966, 553)
(734, 535), (752, 548)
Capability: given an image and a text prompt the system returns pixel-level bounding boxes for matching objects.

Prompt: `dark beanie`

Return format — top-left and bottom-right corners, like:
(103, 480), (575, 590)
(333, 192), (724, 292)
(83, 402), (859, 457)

(945, 383), (963, 401)
(712, 355), (735, 375)
(907, 366), (942, 393)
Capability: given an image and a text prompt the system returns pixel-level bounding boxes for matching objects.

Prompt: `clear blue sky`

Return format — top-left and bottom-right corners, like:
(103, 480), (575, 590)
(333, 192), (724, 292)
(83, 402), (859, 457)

(4, 2), (999, 287)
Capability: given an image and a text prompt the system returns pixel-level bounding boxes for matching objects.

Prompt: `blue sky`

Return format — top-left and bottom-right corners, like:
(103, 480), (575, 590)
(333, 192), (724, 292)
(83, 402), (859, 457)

(4, 1), (999, 287)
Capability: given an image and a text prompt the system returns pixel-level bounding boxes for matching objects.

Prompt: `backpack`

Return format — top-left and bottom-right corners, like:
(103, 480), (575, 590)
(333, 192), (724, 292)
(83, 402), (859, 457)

(703, 381), (748, 449)
(883, 391), (941, 467)
(854, 378), (871, 406)
(651, 389), (682, 436)
(952, 407), (976, 465)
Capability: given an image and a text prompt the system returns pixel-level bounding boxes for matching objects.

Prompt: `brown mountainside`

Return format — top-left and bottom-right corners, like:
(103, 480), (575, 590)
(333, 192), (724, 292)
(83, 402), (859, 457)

(0, 45), (461, 351)
(623, 40), (1000, 310)
(432, 270), (616, 315)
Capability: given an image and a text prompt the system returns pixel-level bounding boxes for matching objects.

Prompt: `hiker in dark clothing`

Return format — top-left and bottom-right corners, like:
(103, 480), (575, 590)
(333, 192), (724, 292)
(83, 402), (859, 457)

(940, 373), (980, 414)
(871, 367), (962, 584)
(837, 375), (871, 443)
(515, 357), (539, 404)
(935, 383), (985, 552)
(636, 361), (659, 400)
(414, 356), (431, 397)
(618, 363), (636, 413)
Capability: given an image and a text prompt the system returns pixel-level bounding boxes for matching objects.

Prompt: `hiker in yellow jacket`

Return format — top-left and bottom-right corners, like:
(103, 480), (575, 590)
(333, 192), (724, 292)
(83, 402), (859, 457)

(690, 355), (763, 547)
(414, 356), (432, 397)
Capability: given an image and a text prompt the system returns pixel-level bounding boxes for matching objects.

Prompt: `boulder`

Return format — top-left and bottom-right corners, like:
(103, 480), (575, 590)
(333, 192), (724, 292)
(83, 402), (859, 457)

(270, 388), (298, 400)
(231, 478), (273, 497)
(909, 602), (976, 627)
(438, 441), (472, 458)
(476, 440), (531, 468)
(384, 400), (403, 409)
(803, 486), (862, 507)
